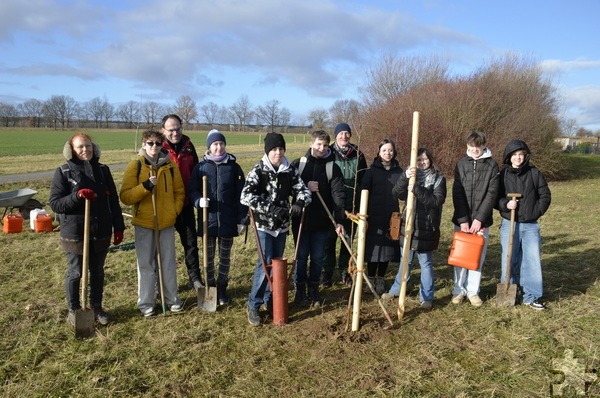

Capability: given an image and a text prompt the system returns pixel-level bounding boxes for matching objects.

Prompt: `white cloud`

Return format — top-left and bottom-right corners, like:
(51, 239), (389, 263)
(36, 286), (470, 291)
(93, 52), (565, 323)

(0, 0), (477, 102)
(564, 85), (600, 129)
(540, 59), (600, 74)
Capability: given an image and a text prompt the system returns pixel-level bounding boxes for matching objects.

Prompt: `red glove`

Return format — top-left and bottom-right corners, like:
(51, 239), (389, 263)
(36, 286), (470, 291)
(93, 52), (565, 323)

(77, 189), (97, 200)
(113, 231), (124, 245)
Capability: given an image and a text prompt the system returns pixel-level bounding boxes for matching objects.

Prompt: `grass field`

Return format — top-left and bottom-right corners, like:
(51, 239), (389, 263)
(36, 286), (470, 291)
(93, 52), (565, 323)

(0, 128), (311, 175)
(0, 143), (598, 397)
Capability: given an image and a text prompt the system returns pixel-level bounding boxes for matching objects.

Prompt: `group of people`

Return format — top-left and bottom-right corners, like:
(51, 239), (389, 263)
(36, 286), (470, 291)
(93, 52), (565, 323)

(49, 118), (551, 328)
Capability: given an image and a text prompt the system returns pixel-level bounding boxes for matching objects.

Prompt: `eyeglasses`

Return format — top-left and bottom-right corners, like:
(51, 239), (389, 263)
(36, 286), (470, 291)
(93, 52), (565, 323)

(145, 141), (162, 147)
(164, 128), (182, 133)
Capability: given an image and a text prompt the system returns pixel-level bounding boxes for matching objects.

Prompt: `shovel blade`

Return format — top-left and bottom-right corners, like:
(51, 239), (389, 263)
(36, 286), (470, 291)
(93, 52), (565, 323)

(197, 287), (217, 312)
(74, 308), (95, 338)
(495, 283), (518, 307)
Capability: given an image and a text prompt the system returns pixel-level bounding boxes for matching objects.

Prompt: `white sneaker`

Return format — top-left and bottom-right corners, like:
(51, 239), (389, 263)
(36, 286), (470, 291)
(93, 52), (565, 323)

(381, 292), (395, 301)
(468, 295), (483, 307)
(451, 294), (465, 304)
(142, 307), (155, 317)
(170, 302), (184, 312)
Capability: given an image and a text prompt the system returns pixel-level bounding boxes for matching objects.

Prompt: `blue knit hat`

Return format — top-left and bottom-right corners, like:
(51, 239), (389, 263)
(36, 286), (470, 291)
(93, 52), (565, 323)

(206, 129), (226, 148)
(334, 122), (351, 137)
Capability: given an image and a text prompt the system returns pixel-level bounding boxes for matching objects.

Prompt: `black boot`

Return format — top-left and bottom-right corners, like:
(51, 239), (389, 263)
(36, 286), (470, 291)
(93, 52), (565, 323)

(217, 282), (230, 306)
(308, 283), (323, 308)
(321, 272), (333, 287)
(294, 283), (309, 307)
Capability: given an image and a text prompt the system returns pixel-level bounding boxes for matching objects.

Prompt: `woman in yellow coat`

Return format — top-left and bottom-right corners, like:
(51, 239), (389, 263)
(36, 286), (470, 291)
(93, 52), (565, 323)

(120, 129), (185, 317)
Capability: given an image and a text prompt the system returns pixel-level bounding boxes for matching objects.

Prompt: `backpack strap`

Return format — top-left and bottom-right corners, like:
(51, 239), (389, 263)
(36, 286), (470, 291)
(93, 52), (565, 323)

(298, 156), (333, 181)
(60, 164), (78, 187)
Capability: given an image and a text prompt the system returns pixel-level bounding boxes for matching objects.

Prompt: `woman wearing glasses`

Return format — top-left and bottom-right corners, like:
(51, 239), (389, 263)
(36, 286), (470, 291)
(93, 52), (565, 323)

(120, 130), (185, 317)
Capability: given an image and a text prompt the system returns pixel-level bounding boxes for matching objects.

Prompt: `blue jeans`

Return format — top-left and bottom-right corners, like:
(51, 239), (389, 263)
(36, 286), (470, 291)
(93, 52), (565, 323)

(294, 230), (329, 285)
(452, 227), (489, 297)
(500, 219), (543, 303)
(248, 230), (287, 311)
(388, 249), (435, 302)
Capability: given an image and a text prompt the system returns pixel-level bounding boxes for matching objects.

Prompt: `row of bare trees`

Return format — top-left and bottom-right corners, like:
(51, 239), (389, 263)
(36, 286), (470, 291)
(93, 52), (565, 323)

(0, 93), (361, 132)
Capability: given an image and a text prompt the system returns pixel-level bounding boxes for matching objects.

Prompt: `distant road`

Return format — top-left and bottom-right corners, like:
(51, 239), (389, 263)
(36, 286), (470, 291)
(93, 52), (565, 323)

(0, 151), (267, 185)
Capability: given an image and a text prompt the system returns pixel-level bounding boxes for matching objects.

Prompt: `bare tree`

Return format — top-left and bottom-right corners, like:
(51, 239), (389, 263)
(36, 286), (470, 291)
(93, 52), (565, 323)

(229, 95), (254, 131)
(361, 54), (449, 108)
(17, 99), (44, 127)
(307, 108), (329, 130)
(329, 99), (361, 126)
(255, 99), (291, 131)
(85, 97), (105, 128)
(199, 101), (221, 126)
(101, 98), (114, 128)
(117, 101), (141, 129)
(0, 103), (18, 127)
(44, 95), (79, 129)
(172, 95), (197, 127)
(141, 101), (165, 128)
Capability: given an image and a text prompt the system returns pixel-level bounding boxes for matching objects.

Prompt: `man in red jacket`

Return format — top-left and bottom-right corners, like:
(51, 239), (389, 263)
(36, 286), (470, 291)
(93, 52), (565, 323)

(161, 114), (202, 290)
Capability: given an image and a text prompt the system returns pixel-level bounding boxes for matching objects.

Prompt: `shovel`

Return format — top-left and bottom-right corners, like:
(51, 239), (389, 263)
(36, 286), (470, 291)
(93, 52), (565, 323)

(197, 176), (217, 311)
(496, 193), (522, 307)
(150, 167), (167, 315)
(75, 198), (95, 338)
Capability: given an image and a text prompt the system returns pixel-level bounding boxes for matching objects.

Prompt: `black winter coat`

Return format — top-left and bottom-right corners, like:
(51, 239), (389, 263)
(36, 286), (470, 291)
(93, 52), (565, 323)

(452, 150), (499, 228)
(497, 140), (551, 222)
(50, 157), (125, 252)
(189, 153), (247, 237)
(291, 149), (345, 232)
(361, 158), (403, 262)
(392, 169), (446, 252)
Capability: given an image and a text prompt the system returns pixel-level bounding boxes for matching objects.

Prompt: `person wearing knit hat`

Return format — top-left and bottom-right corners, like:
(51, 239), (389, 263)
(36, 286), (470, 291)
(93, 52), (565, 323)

(334, 122), (352, 137)
(189, 128), (247, 306)
(206, 129), (226, 148)
(240, 132), (312, 325)
(264, 132), (286, 154)
(321, 122), (367, 287)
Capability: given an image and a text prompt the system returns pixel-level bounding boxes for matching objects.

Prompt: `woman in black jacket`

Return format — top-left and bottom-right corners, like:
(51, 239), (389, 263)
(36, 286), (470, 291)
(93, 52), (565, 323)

(360, 138), (403, 295)
(382, 148), (446, 309)
(49, 133), (125, 326)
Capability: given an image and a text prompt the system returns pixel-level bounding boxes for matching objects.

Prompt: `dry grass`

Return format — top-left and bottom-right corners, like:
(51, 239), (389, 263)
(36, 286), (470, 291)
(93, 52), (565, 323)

(0, 153), (598, 397)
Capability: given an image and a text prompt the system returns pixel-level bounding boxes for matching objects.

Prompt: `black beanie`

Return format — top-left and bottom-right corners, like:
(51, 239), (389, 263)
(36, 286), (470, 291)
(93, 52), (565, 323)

(264, 132), (286, 154)
(334, 122), (351, 137)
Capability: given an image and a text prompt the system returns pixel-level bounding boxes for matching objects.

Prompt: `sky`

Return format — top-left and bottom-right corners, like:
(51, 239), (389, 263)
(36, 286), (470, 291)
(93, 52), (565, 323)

(1, 0), (599, 131)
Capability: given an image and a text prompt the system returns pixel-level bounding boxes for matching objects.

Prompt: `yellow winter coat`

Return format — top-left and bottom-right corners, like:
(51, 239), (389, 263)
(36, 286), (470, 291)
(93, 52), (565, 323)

(120, 151), (184, 230)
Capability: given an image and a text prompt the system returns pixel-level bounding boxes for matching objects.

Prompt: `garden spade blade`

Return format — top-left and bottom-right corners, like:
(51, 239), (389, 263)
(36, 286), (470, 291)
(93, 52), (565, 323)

(496, 283), (518, 307)
(75, 308), (95, 338)
(200, 286), (218, 312)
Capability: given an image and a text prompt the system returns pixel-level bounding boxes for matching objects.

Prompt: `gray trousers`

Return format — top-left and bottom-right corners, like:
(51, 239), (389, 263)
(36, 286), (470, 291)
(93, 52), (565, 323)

(134, 226), (181, 313)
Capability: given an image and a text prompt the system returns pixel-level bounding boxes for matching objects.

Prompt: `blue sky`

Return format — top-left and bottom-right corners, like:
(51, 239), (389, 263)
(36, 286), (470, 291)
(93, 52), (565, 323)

(1, 0), (599, 131)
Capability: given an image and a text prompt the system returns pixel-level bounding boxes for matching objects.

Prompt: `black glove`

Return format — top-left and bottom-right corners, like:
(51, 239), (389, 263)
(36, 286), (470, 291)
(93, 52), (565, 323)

(142, 179), (154, 190)
(290, 200), (304, 218)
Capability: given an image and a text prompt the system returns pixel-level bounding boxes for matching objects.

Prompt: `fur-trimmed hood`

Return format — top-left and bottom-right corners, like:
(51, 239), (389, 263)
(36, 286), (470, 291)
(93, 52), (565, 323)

(63, 140), (102, 161)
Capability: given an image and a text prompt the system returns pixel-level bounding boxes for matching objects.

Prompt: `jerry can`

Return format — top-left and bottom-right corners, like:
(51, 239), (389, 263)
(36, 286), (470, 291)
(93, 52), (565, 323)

(34, 214), (54, 232)
(30, 208), (47, 230)
(3, 213), (24, 233)
(448, 231), (485, 270)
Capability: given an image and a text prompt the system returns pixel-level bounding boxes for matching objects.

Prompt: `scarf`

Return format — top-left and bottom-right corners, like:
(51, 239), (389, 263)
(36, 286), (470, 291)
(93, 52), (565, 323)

(416, 167), (437, 189)
(333, 142), (355, 160)
(206, 151), (228, 163)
